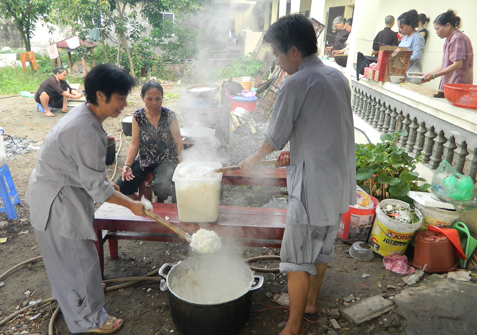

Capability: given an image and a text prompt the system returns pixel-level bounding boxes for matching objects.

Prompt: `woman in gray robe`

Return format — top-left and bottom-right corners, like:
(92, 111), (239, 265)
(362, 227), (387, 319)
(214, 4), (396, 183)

(26, 64), (145, 334)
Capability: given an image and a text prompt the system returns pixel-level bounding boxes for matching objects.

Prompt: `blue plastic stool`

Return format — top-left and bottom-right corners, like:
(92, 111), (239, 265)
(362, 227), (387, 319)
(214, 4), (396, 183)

(0, 164), (20, 220)
(36, 103), (54, 113)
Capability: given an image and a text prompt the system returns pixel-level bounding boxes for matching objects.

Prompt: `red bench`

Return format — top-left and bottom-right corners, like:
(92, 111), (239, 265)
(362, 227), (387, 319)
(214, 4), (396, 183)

(221, 167), (287, 187)
(93, 202), (286, 276)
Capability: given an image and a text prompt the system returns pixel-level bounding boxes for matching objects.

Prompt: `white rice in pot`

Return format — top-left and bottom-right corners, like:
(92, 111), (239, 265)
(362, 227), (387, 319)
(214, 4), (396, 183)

(169, 257), (252, 305)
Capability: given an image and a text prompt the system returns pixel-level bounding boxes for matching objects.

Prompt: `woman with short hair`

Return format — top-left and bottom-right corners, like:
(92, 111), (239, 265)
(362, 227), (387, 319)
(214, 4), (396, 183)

(27, 64), (145, 334)
(34, 67), (83, 117)
(423, 10), (473, 90)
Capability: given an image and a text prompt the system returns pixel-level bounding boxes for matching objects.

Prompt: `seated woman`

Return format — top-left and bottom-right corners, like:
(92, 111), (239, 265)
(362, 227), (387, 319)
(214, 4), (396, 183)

(116, 81), (183, 202)
(34, 67), (83, 117)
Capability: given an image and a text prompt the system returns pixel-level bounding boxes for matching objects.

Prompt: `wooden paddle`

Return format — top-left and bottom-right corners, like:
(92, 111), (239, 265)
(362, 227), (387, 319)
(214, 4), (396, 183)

(215, 160), (277, 173)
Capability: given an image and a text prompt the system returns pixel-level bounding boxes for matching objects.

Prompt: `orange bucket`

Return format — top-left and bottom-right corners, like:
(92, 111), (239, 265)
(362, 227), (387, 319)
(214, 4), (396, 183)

(338, 196), (379, 243)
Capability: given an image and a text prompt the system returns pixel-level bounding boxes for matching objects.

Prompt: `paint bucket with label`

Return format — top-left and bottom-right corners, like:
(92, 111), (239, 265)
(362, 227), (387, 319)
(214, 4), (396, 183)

(338, 196), (379, 243)
(368, 199), (423, 257)
(241, 77), (252, 90)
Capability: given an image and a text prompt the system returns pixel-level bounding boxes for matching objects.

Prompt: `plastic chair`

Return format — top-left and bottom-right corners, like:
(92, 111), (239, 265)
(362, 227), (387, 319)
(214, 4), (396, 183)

(0, 164), (20, 220)
(36, 103), (54, 114)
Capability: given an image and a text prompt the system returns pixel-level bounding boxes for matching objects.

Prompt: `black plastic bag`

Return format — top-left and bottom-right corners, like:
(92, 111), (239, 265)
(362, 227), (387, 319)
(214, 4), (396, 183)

(356, 52), (378, 81)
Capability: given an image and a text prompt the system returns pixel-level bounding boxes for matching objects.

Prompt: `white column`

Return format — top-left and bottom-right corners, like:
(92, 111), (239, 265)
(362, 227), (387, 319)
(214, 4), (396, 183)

(310, 0), (326, 55)
(310, 0), (325, 23)
(279, 0), (287, 18)
(271, 0), (279, 24)
(347, 0), (381, 69)
(290, 0), (300, 14)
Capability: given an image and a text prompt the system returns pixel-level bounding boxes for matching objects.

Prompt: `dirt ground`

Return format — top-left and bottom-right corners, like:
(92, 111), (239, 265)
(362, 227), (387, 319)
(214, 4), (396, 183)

(0, 84), (412, 335)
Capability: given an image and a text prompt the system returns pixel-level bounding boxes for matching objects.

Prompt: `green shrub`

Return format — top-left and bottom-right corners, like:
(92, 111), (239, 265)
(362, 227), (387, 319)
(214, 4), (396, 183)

(355, 130), (431, 202)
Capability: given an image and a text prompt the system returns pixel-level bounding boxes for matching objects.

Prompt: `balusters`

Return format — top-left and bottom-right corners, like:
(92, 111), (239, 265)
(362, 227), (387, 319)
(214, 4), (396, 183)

(390, 108), (398, 133)
(442, 136), (457, 165)
(453, 141), (468, 173)
(399, 114), (412, 147)
(356, 90), (364, 117)
(365, 96), (374, 123)
(430, 130), (447, 169)
(406, 117), (419, 153)
(383, 104), (392, 134)
(423, 126), (437, 164)
(361, 93), (369, 119)
(378, 102), (387, 132)
(414, 121), (427, 157)
(464, 148), (477, 182)
(373, 99), (382, 128)
(351, 87), (358, 113)
(395, 111), (404, 133)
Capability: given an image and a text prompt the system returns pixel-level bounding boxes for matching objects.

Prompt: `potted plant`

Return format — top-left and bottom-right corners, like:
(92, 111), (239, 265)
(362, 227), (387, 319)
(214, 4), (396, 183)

(355, 130), (431, 202)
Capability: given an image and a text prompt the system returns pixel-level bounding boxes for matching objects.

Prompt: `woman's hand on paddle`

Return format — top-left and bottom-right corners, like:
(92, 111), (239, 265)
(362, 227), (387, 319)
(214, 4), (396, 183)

(275, 150), (290, 167)
(122, 166), (135, 182)
(130, 200), (146, 216)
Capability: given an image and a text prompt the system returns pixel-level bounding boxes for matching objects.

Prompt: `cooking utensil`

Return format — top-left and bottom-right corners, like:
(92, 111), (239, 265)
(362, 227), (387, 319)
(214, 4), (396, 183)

(140, 196), (192, 242)
(215, 159), (277, 173)
(121, 114), (133, 136)
(159, 255), (264, 335)
(141, 196), (221, 253)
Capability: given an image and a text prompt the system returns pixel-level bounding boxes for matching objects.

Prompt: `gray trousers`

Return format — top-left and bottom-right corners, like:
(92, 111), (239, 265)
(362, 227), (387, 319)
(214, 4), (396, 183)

(35, 227), (108, 333)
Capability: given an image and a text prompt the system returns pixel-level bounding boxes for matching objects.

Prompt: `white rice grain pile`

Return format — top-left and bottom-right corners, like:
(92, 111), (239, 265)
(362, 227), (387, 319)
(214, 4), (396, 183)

(190, 229), (222, 254)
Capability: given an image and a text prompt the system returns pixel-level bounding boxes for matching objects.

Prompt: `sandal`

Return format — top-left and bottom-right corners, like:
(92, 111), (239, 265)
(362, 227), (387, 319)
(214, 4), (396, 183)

(44, 111), (55, 117)
(273, 293), (290, 307)
(85, 316), (123, 334)
(273, 293), (317, 314)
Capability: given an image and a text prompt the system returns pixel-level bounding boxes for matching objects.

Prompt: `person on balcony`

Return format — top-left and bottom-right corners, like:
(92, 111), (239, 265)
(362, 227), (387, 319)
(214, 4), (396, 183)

(34, 67), (83, 117)
(239, 14), (356, 335)
(418, 13), (430, 43)
(116, 81), (183, 203)
(325, 16), (350, 54)
(372, 15), (399, 56)
(332, 18), (352, 56)
(422, 10), (473, 90)
(397, 9), (425, 73)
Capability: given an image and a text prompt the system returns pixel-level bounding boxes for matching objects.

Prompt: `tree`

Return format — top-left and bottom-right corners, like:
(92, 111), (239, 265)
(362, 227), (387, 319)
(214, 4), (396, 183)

(53, 0), (209, 78)
(0, 0), (51, 52)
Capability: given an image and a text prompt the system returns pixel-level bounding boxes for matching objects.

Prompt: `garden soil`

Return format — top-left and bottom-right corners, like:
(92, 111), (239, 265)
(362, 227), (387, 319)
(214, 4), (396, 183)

(0, 83), (455, 335)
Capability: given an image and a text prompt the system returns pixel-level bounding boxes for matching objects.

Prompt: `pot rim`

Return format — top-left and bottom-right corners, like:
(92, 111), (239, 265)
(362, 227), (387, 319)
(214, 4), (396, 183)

(159, 255), (263, 305)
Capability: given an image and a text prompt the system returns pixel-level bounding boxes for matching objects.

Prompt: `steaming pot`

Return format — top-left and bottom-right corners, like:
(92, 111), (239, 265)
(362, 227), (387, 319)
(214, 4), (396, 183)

(158, 255), (264, 335)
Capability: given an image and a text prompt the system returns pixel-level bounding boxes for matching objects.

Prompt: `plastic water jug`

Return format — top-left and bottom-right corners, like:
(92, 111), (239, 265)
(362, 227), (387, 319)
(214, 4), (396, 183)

(0, 127), (6, 167)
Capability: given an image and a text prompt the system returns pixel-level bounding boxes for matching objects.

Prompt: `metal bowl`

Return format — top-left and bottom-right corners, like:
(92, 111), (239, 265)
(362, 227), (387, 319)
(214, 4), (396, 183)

(349, 242), (374, 261)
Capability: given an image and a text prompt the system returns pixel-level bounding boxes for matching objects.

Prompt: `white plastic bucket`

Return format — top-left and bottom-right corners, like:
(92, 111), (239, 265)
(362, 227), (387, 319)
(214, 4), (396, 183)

(241, 77), (252, 90)
(413, 201), (459, 231)
(368, 199), (423, 257)
(172, 162), (222, 223)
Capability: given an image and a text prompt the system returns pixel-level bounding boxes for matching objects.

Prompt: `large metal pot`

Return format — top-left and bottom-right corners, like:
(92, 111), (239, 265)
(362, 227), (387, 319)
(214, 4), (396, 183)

(159, 255), (264, 335)
(121, 114), (133, 136)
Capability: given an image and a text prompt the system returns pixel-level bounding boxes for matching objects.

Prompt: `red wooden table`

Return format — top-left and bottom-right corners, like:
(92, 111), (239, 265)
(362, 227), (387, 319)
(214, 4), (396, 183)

(93, 203), (286, 276)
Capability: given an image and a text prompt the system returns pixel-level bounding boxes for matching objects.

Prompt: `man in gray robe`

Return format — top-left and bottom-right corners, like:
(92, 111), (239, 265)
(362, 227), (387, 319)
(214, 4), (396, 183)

(239, 14), (356, 335)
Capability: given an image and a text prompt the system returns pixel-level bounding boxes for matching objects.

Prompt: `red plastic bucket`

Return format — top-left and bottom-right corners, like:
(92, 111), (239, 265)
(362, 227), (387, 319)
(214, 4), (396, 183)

(338, 196), (379, 243)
